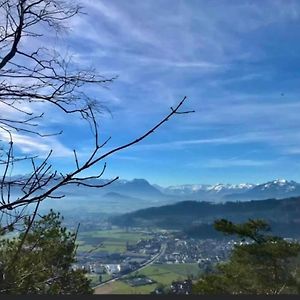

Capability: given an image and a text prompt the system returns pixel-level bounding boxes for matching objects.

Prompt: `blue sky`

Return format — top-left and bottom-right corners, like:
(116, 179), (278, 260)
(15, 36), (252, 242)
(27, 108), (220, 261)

(5, 0), (300, 186)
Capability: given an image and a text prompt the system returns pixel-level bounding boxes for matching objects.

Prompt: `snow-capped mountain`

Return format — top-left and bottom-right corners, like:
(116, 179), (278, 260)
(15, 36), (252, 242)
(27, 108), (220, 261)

(161, 182), (255, 198)
(7, 176), (300, 214)
(259, 179), (297, 191)
(159, 184), (210, 196)
(54, 177), (300, 203)
(161, 179), (300, 202)
(224, 179), (300, 201)
(206, 183), (255, 193)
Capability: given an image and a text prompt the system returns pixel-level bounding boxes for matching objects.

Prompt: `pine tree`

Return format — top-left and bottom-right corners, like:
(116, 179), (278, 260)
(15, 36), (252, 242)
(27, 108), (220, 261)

(0, 211), (92, 294)
(193, 219), (300, 294)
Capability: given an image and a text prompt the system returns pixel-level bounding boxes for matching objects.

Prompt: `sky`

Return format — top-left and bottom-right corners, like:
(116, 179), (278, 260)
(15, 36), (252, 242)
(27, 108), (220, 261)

(3, 0), (300, 186)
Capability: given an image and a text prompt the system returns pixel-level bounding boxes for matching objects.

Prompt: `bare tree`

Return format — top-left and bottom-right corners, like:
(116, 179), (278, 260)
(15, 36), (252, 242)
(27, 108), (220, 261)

(0, 1), (193, 237)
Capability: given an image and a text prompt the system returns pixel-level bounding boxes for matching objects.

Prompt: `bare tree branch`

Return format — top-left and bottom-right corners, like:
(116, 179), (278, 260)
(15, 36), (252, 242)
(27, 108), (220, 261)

(0, 1), (193, 287)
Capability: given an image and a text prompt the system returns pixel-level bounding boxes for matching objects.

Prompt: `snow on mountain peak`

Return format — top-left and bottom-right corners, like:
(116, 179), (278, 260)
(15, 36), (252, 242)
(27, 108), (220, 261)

(273, 178), (288, 185)
(258, 179), (299, 191)
(160, 179), (300, 200)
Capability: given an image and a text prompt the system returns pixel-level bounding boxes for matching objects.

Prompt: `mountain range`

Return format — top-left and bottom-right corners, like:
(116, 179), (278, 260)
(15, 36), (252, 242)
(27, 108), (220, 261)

(161, 179), (300, 202)
(10, 176), (300, 214)
(60, 177), (300, 202)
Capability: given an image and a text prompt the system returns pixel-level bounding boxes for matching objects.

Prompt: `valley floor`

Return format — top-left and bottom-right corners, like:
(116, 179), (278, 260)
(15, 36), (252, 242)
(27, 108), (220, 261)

(94, 263), (200, 294)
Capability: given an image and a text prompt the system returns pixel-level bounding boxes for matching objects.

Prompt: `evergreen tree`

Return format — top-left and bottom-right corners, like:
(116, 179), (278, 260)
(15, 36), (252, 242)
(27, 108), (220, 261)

(0, 211), (92, 294)
(193, 219), (300, 294)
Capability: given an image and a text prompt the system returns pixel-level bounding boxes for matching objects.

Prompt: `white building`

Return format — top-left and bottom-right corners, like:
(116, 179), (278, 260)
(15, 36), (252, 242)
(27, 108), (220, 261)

(105, 264), (121, 275)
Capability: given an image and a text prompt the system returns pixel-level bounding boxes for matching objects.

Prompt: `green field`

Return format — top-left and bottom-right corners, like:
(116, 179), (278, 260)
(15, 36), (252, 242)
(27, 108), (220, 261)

(138, 263), (201, 282)
(87, 274), (111, 286)
(77, 229), (152, 253)
(94, 263), (201, 294)
(97, 280), (157, 294)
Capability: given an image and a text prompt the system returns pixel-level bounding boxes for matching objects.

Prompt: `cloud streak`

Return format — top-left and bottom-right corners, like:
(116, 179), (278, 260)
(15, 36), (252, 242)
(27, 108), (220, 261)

(201, 158), (273, 169)
(0, 131), (73, 158)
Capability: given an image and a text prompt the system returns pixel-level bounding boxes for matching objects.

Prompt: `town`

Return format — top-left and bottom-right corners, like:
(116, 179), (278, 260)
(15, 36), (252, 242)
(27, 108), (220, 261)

(72, 230), (238, 290)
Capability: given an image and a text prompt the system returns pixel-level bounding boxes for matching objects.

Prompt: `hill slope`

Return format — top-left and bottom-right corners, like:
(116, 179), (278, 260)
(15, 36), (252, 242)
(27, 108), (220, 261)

(111, 197), (300, 238)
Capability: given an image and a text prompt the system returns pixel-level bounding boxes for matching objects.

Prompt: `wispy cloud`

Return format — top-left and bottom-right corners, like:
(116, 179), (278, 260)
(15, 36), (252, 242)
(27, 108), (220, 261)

(3, 0), (300, 184)
(0, 131), (72, 158)
(201, 158), (273, 169)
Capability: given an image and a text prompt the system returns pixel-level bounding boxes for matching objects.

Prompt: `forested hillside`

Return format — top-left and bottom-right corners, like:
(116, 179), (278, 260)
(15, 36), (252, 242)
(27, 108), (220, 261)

(111, 197), (300, 238)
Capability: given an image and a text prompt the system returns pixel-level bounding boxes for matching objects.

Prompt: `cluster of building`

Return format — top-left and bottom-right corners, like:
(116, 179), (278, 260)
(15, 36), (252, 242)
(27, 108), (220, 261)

(151, 279), (193, 295)
(73, 229), (251, 288)
(74, 233), (243, 280)
(73, 257), (144, 279)
(73, 235), (163, 280)
(156, 237), (235, 265)
(127, 237), (161, 256)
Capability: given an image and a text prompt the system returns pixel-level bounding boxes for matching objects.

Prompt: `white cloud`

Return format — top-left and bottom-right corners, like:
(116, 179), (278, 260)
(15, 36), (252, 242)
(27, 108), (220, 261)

(0, 130), (72, 158)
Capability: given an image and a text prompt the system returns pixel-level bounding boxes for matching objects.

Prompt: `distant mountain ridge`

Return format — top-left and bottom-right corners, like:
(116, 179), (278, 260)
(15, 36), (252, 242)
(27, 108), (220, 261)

(160, 178), (300, 201)
(111, 197), (300, 238)
(224, 179), (300, 201)
(8, 176), (300, 214)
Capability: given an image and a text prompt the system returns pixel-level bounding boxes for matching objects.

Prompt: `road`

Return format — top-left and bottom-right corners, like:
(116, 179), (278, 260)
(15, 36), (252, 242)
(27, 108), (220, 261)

(93, 243), (167, 291)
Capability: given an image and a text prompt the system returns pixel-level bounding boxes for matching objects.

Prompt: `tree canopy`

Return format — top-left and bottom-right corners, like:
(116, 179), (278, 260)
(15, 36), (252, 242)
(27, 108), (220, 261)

(193, 219), (300, 295)
(0, 210), (92, 294)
